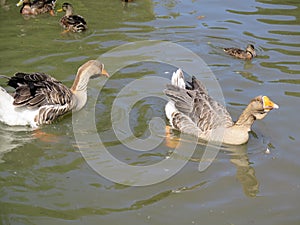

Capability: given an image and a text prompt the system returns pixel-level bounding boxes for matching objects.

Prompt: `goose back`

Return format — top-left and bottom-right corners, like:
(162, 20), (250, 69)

(165, 76), (234, 133)
(8, 72), (73, 109)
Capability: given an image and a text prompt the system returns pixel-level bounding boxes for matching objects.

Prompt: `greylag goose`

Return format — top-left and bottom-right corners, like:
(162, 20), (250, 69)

(0, 60), (109, 128)
(57, 2), (87, 33)
(224, 44), (256, 60)
(164, 69), (279, 145)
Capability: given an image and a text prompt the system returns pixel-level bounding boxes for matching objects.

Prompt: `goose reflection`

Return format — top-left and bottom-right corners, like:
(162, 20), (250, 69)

(226, 144), (259, 197)
(0, 125), (61, 163)
(165, 132), (259, 197)
(0, 126), (33, 163)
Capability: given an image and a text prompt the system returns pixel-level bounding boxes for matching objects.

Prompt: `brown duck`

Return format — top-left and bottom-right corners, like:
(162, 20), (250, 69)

(16, 0), (56, 16)
(57, 2), (87, 33)
(164, 69), (279, 145)
(224, 44), (256, 60)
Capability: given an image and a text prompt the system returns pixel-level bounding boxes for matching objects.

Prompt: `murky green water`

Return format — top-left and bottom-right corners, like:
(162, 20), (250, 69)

(1, 0), (300, 224)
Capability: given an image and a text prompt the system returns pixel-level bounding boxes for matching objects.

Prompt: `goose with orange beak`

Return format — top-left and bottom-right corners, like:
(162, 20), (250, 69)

(165, 69), (279, 145)
(0, 60), (109, 128)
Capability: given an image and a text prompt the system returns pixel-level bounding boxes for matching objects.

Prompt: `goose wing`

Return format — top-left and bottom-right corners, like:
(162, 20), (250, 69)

(165, 76), (233, 132)
(8, 72), (73, 109)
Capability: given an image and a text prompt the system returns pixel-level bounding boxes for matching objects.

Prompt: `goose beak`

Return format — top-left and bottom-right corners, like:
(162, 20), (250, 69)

(262, 96), (279, 112)
(16, 0), (23, 7)
(101, 68), (109, 77)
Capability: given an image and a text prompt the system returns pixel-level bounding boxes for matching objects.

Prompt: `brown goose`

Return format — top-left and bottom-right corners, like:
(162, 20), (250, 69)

(0, 60), (109, 128)
(224, 44), (256, 60)
(164, 69), (279, 145)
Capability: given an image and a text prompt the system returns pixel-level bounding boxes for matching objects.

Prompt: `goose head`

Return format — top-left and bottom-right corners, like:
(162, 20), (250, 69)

(71, 60), (109, 92)
(248, 95), (279, 120)
(70, 60), (109, 111)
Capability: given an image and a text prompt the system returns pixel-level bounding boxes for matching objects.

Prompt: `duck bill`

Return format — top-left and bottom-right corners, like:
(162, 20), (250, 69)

(57, 8), (63, 12)
(16, 0), (23, 7)
(262, 96), (279, 112)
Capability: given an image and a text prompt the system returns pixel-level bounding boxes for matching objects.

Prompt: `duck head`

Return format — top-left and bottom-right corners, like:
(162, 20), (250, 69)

(246, 44), (257, 58)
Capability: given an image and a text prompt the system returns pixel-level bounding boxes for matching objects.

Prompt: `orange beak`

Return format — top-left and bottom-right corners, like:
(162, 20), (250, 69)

(262, 96), (279, 112)
(101, 68), (109, 77)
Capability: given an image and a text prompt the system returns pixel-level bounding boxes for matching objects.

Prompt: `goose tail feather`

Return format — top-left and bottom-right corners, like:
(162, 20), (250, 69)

(171, 68), (185, 89)
(165, 68), (186, 126)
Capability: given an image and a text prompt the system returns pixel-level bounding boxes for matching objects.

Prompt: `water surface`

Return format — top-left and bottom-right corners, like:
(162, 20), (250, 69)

(1, 0), (300, 224)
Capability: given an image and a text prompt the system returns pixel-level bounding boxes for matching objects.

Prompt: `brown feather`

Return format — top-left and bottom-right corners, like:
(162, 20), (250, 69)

(4, 60), (106, 126)
(165, 77), (234, 134)
(8, 72), (73, 109)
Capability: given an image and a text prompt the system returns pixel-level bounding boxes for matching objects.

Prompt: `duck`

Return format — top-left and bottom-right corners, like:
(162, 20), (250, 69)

(164, 69), (279, 145)
(0, 60), (109, 128)
(16, 0), (57, 16)
(223, 44), (256, 60)
(57, 2), (87, 33)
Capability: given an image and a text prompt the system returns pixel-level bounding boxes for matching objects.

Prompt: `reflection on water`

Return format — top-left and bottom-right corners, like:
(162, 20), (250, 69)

(0, 126), (33, 163)
(236, 70), (263, 83)
(285, 91), (300, 98)
(177, 139), (260, 197)
(228, 146), (259, 197)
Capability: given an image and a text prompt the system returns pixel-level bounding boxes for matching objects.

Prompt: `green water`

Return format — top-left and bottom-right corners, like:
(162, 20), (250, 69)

(1, 0), (300, 224)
